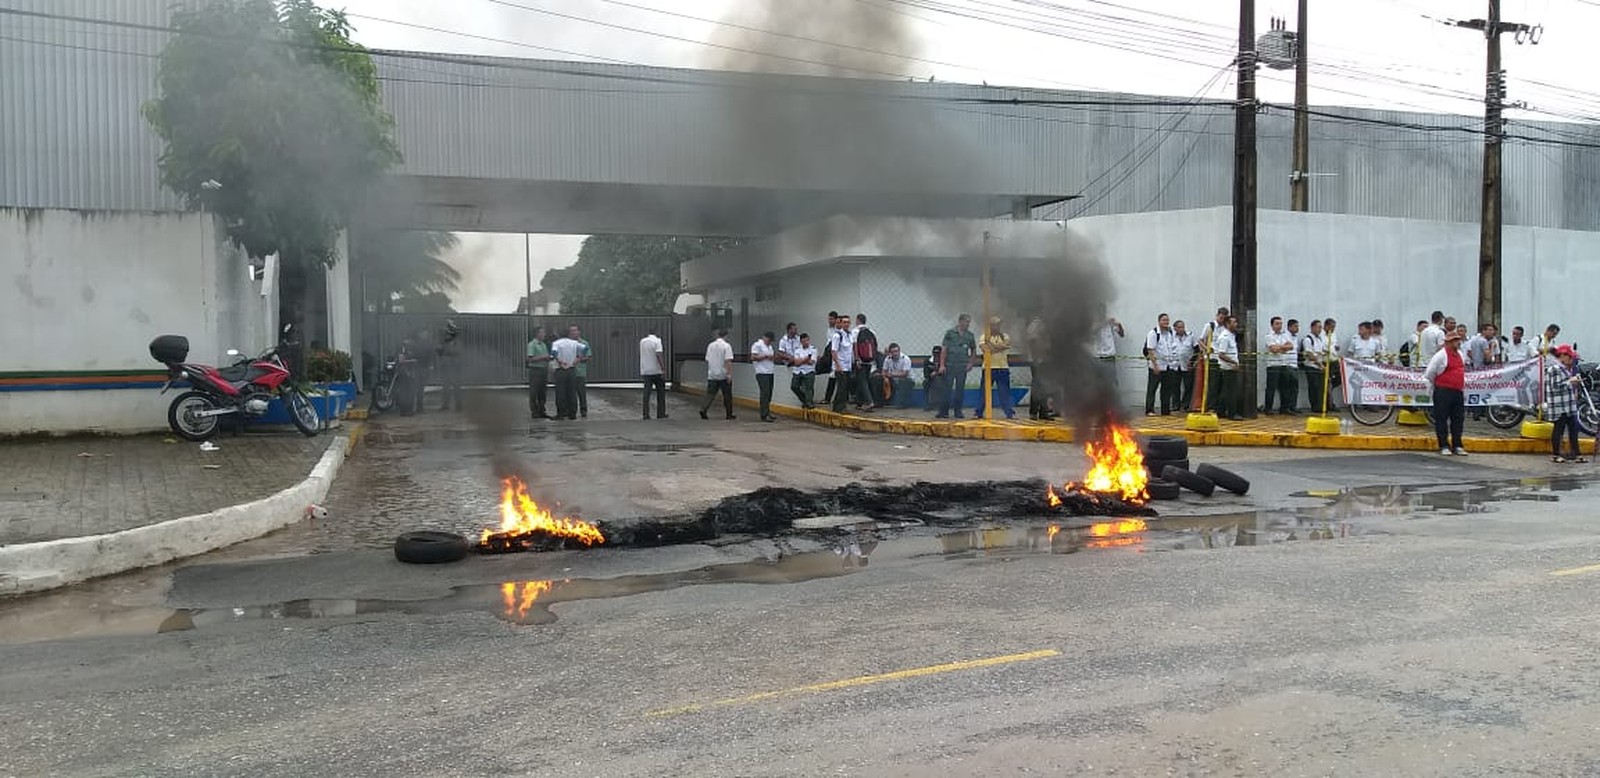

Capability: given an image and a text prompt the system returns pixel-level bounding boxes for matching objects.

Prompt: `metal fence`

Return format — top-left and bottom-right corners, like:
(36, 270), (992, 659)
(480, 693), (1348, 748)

(369, 313), (672, 385)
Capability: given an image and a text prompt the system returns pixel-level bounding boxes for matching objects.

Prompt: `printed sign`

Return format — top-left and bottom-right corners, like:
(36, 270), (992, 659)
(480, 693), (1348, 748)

(1340, 358), (1541, 408)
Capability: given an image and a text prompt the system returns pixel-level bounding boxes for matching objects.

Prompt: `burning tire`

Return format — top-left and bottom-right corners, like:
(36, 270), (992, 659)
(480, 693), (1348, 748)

(394, 531), (470, 564)
(1146, 479), (1181, 501)
(1142, 435), (1188, 461)
(1195, 464), (1249, 496)
(1145, 457), (1189, 476)
(1162, 465), (1215, 497)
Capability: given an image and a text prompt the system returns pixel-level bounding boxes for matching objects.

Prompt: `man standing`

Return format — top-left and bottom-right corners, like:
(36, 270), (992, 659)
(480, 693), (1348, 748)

(526, 325), (551, 420)
(1419, 311), (1447, 365)
(852, 314), (879, 410)
(937, 314), (977, 419)
(572, 327), (591, 418)
(1504, 326), (1537, 362)
(829, 316), (856, 414)
(1299, 318), (1328, 414)
(822, 312), (842, 406)
(1322, 318), (1342, 411)
(1424, 328), (1468, 456)
(699, 329), (736, 420)
(1209, 315), (1243, 420)
(981, 317), (1016, 420)
(789, 333), (818, 409)
(879, 343), (914, 409)
(436, 319), (462, 412)
(777, 322), (801, 367)
(1025, 316), (1057, 421)
(1174, 319), (1198, 410)
(751, 331), (777, 422)
(639, 327), (667, 420)
(1540, 323), (1562, 356)
(550, 326), (582, 421)
(1371, 320), (1390, 363)
(1094, 315), (1124, 390)
(1348, 321), (1379, 361)
(1263, 316), (1298, 414)
(1467, 323), (1498, 368)
(1144, 314), (1182, 416)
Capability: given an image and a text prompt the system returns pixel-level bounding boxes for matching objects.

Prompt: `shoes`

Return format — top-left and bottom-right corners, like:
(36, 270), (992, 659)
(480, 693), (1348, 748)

(1229, 415), (1245, 421)
(699, 410), (709, 420)
(1451, 448), (1468, 456)
(1004, 412), (1016, 419)
(953, 412), (965, 419)
(935, 413), (949, 419)
(659, 414), (669, 419)
(580, 412), (587, 418)
(1553, 455), (1569, 464)
(761, 417), (775, 423)
(1440, 448), (1452, 456)
(726, 414), (738, 420)
(643, 415), (651, 420)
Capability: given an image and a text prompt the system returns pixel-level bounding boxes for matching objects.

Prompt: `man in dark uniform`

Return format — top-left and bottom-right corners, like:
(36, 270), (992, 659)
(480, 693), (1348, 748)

(436, 318), (462, 411)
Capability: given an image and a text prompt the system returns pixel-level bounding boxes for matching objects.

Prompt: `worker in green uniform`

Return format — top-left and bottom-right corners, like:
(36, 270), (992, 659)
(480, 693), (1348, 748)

(574, 330), (592, 418)
(525, 325), (551, 419)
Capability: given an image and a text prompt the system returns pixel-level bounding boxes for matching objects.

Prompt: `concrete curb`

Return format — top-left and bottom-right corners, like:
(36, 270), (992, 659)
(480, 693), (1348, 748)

(0, 427), (364, 597)
(676, 387), (1590, 454)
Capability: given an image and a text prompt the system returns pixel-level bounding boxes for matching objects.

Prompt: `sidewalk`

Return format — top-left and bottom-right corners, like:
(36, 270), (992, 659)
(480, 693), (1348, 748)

(678, 386), (1584, 454)
(1, 429), (360, 595)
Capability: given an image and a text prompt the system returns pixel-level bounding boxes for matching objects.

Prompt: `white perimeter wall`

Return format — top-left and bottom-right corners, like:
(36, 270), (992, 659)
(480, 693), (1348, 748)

(1, 208), (274, 433)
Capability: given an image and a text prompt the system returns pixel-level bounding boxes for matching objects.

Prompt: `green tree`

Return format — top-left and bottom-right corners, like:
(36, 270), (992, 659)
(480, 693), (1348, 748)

(355, 230), (461, 313)
(143, 0), (400, 337)
(562, 235), (743, 315)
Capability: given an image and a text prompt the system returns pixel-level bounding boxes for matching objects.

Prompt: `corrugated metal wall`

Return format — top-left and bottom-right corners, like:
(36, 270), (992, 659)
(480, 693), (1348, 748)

(372, 313), (670, 385)
(3, 0), (1597, 231)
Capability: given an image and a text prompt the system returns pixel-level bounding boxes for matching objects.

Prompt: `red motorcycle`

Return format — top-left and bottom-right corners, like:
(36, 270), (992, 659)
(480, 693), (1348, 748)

(149, 330), (320, 441)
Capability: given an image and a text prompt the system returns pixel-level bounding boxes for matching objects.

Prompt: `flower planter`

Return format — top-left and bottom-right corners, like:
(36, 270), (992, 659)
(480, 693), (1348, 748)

(259, 387), (351, 426)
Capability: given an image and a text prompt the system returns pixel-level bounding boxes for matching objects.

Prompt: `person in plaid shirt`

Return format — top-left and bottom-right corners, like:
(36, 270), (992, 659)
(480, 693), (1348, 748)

(1545, 344), (1588, 463)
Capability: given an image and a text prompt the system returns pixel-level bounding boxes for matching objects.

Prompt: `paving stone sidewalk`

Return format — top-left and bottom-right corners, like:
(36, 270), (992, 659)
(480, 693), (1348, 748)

(0, 432), (333, 546)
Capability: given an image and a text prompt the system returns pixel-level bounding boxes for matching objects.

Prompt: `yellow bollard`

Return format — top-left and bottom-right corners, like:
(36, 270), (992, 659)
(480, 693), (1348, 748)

(1185, 328), (1219, 431)
(1397, 409), (1430, 426)
(1523, 352), (1552, 438)
(1305, 353), (1342, 434)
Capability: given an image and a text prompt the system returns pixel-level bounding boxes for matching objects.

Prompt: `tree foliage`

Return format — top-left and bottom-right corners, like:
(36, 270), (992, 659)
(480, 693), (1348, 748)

(561, 236), (744, 315)
(143, 0), (399, 269)
(355, 230), (461, 311)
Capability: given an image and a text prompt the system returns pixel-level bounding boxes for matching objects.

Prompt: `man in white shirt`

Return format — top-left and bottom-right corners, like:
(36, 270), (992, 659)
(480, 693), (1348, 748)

(1371, 319), (1390, 363)
(788, 333), (818, 409)
(750, 331), (777, 422)
(1348, 321), (1380, 361)
(1298, 318), (1328, 414)
(550, 326), (584, 421)
(1263, 316), (1299, 415)
(829, 320), (855, 414)
(776, 322), (801, 366)
(1208, 315), (1243, 420)
(1418, 310), (1447, 365)
(1093, 315), (1124, 390)
(1466, 323), (1499, 368)
(1504, 326), (1537, 362)
(1173, 319), (1199, 410)
(877, 342), (914, 408)
(639, 328), (666, 420)
(1539, 323), (1562, 356)
(1143, 313), (1182, 416)
(699, 329), (736, 420)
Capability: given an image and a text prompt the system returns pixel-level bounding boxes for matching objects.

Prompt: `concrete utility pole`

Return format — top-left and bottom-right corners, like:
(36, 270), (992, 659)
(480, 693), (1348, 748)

(1290, 0), (1309, 212)
(1232, 0), (1259, 417)
(1451, 1), (1539, 330)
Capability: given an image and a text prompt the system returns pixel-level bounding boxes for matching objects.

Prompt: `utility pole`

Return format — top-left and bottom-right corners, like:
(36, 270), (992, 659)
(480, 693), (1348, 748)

(1450, 1), (1539, 330)
(1231, 0), (1259, 417)
(1290, 0), (1309, 212)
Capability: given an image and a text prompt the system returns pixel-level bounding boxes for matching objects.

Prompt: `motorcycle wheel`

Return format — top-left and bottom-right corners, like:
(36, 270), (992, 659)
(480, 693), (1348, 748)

(371, 382), (394, 414)
(1486, 405), (1524, 430)
(168, 390), (222, 441)
(1348, 404), (1394, 426)
(1579, 405), (1600, 437)
(286, 390), (322, 437)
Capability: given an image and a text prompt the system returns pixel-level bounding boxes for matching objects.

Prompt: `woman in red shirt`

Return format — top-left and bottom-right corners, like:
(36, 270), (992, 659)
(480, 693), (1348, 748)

(1424, 329), (1468, 455)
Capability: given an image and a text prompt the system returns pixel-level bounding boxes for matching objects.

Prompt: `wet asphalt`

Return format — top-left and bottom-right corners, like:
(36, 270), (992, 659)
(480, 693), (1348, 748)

(4, 389), (1600, 776)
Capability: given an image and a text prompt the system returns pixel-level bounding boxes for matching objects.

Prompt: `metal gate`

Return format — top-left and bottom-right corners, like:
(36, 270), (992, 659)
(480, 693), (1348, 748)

(370, 313), (672, 385)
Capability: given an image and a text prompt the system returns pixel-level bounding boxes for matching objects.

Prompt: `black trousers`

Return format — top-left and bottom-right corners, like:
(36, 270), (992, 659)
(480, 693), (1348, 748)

(1302, 368), (1326, 413)
(575, 374), (588, 416)
(1264, 366), (1298, 412)
(642, 374), (666, 418)
(1552, 413), (1581, 456)
(553, 368), (577, 419)
(702, 378), (734, 417)
(1432, 386), (1465, 450)
(1147, 368), (1180, 414)
(527, 367), (548, 417)
(1178, 369), (1195, 409)
(438, 357), (461, 411)
(756, 373), (774, 419)
(1209, 369), (1240, 417)
(853, 364), (874, 408)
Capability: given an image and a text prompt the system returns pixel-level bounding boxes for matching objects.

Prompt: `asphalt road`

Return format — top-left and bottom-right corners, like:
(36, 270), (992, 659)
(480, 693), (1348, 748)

(4, 389), (1600, 777)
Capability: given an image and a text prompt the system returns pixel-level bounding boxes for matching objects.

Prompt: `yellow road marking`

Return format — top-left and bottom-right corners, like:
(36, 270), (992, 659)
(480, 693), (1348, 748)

(645, 649), (1061, 718)
(1550, 563), (1600, 577)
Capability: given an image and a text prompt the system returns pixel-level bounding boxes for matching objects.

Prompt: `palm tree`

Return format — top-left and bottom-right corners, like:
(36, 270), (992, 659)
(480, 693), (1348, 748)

(355, 230), (461, 313)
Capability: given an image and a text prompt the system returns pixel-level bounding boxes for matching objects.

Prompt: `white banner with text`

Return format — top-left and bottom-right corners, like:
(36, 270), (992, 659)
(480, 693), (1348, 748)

(1340, 358), (1541, 407)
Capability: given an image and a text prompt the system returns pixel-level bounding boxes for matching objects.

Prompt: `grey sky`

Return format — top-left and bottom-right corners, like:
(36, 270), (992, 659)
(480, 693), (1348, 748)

(337, 0), (1596, 311)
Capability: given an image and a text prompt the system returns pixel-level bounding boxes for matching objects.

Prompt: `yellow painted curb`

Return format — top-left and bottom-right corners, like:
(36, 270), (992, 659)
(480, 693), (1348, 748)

(1304, 416), (1341, 435)
(345, 407), (370, 421)
(671, 387), (1580, 452)
(1521, 420), (1554, 439)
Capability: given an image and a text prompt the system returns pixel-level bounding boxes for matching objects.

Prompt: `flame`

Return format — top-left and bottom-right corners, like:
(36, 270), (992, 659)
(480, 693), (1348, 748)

(482, 477), (605, 547)
(1046, 486), (1063, 508)
(1081, 425), (1149, 503)
(501, 580), (554, 619)
(1088, 519), (1148, 537)
(1047, 524), (1060, 540)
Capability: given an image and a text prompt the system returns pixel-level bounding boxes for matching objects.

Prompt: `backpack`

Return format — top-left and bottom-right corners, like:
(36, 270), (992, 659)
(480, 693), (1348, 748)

(817, 340), (833, 375)
(854, 328), (877, 363)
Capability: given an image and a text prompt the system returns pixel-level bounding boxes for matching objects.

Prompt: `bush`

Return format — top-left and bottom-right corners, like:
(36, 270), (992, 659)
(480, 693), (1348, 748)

(306, 349), (353, 384)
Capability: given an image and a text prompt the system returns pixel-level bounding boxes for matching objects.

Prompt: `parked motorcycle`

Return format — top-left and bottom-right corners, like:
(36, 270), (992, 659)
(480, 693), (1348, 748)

(369, 340), (422, 415)
(149, 326), (320, 441)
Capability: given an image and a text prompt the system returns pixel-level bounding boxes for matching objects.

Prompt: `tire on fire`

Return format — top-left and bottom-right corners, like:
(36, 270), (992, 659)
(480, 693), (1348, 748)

(1142, 435), (1188, 462)
(394, 531), (470, 564)
(1146, 478), (1181, 501)
(1195, 464), (1250, 496)
(1162, 465), (1215, 497)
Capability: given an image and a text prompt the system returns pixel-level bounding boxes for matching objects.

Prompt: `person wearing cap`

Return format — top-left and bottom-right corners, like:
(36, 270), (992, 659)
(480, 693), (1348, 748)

(981, 316), (1016, 419)
(1423, 328), (1469, 456)
(1545, 344), (1588, 463)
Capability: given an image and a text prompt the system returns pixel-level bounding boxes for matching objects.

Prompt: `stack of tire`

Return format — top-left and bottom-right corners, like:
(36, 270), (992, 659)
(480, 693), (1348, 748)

(1140, 435), (1250, 501)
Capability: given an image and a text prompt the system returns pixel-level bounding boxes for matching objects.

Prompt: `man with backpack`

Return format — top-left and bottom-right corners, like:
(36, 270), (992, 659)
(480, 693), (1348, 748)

(829, 315), (856, 413)
(852, 313), (880, 410)
(820, 311), (840, 405)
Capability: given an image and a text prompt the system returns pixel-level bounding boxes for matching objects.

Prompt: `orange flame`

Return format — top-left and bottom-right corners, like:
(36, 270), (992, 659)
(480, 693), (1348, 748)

(1088, 518), (1148, 537)
(1080, 425), (1149, 503)
(1047, 524), (1060, 540)
(483, 477), (605, 546)
(1046, 485), (1063, 508)
(501, 580), (553, 619)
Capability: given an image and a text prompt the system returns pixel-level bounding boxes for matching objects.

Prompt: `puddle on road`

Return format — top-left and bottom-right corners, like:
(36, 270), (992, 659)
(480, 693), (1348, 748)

(1290, 476), (1587, 519)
